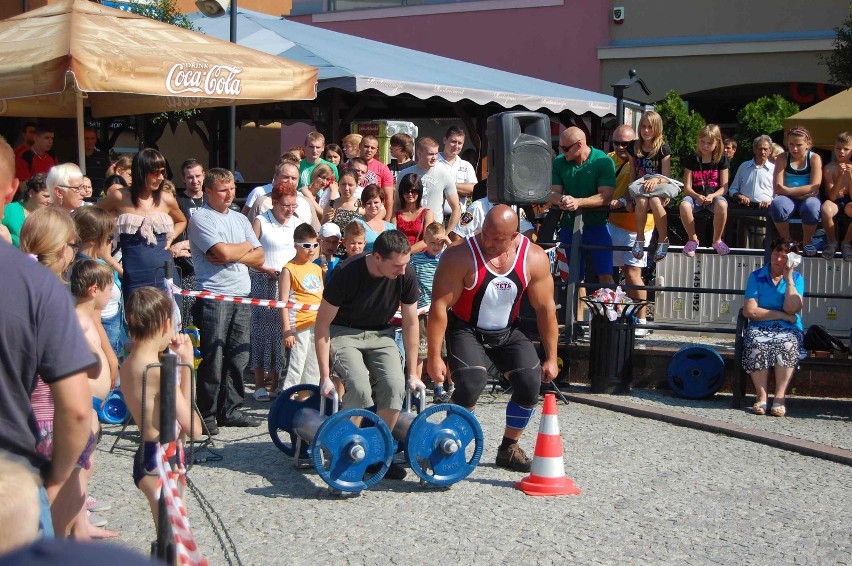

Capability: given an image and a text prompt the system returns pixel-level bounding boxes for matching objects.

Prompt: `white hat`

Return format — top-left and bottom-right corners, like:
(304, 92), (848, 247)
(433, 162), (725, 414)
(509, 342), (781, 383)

(318, 223), (342, 239)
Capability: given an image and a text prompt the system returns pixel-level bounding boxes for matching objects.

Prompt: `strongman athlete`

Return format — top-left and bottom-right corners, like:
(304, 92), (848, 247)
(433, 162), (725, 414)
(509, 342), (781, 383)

(427, 205), (559, 472)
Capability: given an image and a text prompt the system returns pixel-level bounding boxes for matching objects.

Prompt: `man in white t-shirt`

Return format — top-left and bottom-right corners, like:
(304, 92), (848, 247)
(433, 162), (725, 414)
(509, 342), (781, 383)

(438, 126), (477, 211)
(398, 137), (462, 231)
(242, 160), (290, 216)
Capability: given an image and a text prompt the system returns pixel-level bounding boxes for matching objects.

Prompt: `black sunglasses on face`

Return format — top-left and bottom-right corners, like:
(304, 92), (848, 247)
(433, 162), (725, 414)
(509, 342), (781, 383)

(612, 141), (630, 148)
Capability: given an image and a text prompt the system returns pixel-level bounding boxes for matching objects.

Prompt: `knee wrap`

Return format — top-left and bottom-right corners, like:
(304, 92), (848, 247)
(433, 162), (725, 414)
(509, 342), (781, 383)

(505, 365), (542, 407)
(505, 400), (535, 431)
(450, 366), (488, 408)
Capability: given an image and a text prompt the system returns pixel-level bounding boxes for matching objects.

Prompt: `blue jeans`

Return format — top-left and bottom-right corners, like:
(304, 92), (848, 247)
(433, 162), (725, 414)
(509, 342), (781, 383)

(38, 486), (54, 538)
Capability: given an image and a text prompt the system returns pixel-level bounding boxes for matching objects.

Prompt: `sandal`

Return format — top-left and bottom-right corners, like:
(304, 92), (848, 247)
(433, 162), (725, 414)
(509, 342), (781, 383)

(682, 240), (699, 257)
(653, 239), (669, 262)
(253, 387), (270, 402)
(803, 243), (817, 257)
(770, 402), (786, 417)
(822, 241), (838, 260)
(712, 240), (730, 256)
(842, 242), (852, 263)
(752, 401), (767, 416)
(631, 240), (645, 260)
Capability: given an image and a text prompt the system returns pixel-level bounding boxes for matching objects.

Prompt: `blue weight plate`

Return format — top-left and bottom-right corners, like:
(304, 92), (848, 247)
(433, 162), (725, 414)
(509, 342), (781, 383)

(100, 392), (129, 425)
(667, 345), (725, 400)
(268, 384), (331, 457)
(312, 409), (394, 493)
(405, 404), (484, 486)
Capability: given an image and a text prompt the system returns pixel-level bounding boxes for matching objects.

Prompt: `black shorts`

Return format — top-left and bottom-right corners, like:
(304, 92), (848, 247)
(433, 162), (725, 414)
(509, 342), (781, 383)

(446, 313), (540, 387)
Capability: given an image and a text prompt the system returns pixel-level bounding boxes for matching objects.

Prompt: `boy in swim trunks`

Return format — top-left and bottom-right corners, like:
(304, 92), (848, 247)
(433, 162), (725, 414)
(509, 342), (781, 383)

(120, 287), (201, 530)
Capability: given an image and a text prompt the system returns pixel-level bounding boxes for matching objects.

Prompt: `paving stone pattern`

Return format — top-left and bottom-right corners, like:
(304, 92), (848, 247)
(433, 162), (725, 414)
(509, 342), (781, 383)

(91, 391), (851, 565)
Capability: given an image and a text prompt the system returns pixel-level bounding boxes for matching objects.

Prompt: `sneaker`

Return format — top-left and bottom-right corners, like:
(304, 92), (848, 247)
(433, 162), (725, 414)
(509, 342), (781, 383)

(86, 495), (111, 512)
(634, 321), (652, 337)
(253, 387), (270, 402)
(433, 391), (451, 404)
(495, 442), (532, 473)
(87, 511), (108, 528)
(446, 385), (455, 397)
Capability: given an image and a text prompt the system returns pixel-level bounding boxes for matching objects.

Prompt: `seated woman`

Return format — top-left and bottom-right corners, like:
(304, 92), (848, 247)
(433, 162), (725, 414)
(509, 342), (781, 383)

(770, 127), (823, 256)
(742, 238), (805, 417)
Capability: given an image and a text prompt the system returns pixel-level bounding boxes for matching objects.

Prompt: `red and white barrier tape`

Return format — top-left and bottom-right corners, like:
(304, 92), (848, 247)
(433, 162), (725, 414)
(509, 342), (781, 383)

(155, 442), (208, 566)
(167, 281), (429, 321)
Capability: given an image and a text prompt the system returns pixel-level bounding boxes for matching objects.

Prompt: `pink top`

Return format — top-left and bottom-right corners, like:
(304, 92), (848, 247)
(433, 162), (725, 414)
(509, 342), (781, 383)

(363, 158), (394, 188)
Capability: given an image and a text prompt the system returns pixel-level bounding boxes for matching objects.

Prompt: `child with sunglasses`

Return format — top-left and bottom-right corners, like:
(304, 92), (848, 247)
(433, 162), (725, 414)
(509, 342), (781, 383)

(279, 224), (324, 393)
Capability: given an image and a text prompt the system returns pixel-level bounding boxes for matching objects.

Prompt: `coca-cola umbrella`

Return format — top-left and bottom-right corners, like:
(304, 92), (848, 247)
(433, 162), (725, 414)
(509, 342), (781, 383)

(0, 0), (317, 169)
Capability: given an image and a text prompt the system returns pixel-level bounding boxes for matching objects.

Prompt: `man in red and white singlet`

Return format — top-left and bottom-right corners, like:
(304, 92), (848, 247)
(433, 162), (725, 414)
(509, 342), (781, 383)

(427, 205), (559, 473)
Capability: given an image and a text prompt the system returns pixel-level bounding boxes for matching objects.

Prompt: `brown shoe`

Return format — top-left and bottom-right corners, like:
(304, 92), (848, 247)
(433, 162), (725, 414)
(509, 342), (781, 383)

(495, 442), (532, 473)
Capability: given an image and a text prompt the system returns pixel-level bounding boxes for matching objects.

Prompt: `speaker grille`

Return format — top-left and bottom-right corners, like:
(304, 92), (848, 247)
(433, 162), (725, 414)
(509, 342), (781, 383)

(507, 141), (552, 202)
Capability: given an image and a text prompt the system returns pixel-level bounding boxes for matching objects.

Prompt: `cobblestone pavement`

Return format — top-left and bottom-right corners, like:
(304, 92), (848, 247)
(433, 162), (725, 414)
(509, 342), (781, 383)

(91, 389), (851, 566)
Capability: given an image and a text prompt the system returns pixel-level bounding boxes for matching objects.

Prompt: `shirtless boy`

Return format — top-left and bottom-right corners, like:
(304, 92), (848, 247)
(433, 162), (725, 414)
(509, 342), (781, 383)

(68, 259), (117, 539)
(120, 287), (202, 530)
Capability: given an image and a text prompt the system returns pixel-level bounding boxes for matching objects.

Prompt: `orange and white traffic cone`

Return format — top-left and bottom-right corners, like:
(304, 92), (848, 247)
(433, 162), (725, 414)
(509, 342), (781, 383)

(515, 393), (581, 496)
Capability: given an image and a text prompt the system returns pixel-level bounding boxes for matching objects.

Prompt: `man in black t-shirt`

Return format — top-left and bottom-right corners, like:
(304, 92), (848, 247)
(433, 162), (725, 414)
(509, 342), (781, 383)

(172, 159), (207, 326)
(315, 231), (423, 477)
(83, 127), (110, 195)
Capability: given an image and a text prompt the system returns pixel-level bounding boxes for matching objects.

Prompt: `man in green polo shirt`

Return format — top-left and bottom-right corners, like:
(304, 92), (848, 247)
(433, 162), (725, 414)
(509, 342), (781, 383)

(550, 126), (616, 285)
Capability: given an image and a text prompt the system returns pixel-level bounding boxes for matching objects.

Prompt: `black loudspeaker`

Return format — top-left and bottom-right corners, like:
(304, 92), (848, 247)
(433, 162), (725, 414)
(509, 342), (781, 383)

(486, 111), (552, 205)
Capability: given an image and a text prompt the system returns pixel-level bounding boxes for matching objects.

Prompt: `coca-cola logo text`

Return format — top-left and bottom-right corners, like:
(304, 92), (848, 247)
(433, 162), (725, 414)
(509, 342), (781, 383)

(166, 63), (243, 97)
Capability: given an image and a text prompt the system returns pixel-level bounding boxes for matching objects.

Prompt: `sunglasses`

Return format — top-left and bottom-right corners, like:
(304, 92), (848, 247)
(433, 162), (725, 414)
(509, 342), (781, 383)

(403, 188), (421, 194)
(612, 141), (630, 148)
(149, 168), (167, 176)
(295, 242), (319, 249)
(560, 141), (581, 153)
(67, 241), (81, 252)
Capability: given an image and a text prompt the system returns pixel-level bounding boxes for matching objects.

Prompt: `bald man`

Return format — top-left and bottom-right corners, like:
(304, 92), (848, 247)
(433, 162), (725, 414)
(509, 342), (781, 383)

(550, 127), (616, 285)
(0, 136), (95, 536)
(427, 205), (558, 473)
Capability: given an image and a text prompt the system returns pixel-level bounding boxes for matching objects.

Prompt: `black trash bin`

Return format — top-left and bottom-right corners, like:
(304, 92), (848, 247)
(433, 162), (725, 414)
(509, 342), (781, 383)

(582, 300), (645, 394)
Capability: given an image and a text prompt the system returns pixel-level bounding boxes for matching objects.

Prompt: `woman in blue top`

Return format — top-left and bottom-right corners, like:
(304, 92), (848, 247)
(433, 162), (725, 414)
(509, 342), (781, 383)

(742, 238), (805, 417)
(355, 184), (394, 253)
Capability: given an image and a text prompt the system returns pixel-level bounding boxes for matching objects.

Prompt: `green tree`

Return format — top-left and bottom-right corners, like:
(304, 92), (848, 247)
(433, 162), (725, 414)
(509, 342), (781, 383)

(822, 3), (852, 87)
(735, 95), (799, 161)
(655, 90), (705, 180)
(115, 0), (196, 31)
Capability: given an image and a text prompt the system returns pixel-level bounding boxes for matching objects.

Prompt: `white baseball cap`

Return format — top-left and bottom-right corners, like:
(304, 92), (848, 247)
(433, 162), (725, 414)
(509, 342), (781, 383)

(318, 223), (342, 239)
